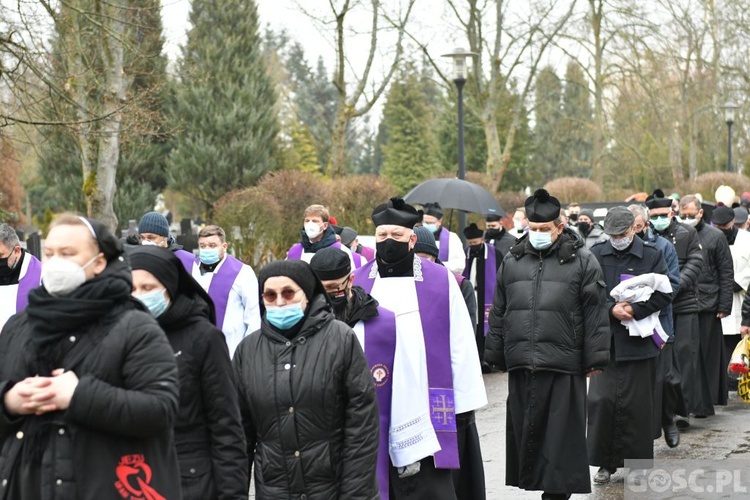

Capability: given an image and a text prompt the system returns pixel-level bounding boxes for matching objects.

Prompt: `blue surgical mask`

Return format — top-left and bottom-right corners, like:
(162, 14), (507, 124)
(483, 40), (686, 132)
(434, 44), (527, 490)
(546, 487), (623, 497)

(528, 230), (553, 250)
(422, 223), (438, 234)
(199, 248), (221, 265)
(137, 289), (170, 318)
(266, 303), (305, 330)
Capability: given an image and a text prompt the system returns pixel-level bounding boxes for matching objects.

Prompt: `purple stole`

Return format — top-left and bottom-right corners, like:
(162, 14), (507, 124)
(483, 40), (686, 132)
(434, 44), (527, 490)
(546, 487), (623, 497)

(207, 255), (244, 331)
(352, 252), (366, 269)
(462, 244), (498, 336)
(16, 256), (42, 312)
(355, 257), (460, 469)
(362, 307), (397, 500)
(360, 246), (375, 261)
(286, 241), (344, 260)
(437, 228), (450, 262)
(174, 249), (197, 273)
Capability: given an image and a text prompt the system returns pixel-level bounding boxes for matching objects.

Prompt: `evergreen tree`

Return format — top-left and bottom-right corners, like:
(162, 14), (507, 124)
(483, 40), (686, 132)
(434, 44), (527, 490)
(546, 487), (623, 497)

(560, 61), (594, 178)
(531, 66), (563, 181)
(381, 63), (444, 194)
(168, 0), (278, 217)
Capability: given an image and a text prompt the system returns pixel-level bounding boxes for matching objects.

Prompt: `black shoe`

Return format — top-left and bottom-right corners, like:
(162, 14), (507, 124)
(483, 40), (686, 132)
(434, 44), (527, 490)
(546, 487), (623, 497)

(694, 414), (708, 419)
(541, 494), (571, 500)
(481, 361), (492, 374)
(594, 467), (613, 484)
(675, 417), (690, 429)
(663, 423), (680, 448)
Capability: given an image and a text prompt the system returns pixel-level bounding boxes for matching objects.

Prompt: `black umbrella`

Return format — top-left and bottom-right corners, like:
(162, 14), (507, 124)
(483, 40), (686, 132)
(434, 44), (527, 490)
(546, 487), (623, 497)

(404, 178), (505, 216)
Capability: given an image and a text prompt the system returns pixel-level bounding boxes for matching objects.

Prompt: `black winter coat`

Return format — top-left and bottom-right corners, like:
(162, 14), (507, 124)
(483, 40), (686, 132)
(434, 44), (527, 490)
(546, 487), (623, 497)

(233, 295), (379, 500)
(590, 236), (673, 361)
(486, 227), (517, 257)
(485, 230), (611, 374)
(157, 294), (248, 500)
(694, 220), (735, 314)
(0, 303), (181, 500)
(654, 218), (703, 314)
(742, 290), (750, 327)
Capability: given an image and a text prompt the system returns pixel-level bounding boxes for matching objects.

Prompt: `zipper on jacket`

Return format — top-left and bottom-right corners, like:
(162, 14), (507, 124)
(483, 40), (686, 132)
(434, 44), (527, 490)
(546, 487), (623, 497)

(530, 252), (544, 369)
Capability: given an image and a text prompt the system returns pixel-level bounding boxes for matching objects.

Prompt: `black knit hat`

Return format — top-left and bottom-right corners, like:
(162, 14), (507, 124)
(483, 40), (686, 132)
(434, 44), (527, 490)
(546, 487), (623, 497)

(645, 189), (672, 210)
(525, 189), (561, 223)
(372, 197), (422, 229)
(413, 226), (439, 258)
(463, 223), (484, 239)
(259, 260), (325, 301)
(309, 247), (352, 281)
(712, 204), (735, 225)
(138, 211), (170, 237)
(127, 246), (217, 324)
(423, 202), (444, 219)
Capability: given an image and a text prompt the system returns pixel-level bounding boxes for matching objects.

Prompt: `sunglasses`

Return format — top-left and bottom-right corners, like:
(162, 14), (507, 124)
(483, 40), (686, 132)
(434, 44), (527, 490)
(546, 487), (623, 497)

(680, 214), (699, 220)
(262, 288), (302, 302)
(651, 214), (670, 220)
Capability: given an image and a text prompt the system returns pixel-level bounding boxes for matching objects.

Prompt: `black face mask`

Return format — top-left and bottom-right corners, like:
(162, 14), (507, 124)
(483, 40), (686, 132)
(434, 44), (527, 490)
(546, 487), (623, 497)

(376, 238), (411, 264)
(470, 243), (484, 255)
(484, 228), (502, 240)
(576, 221), (592, 234)
(636, 229), (647, 241)
(0, 254), (17, 278)
(569, 214), (579, 222)
(720, 226), (737, 242)
(327, 292), (349, 320)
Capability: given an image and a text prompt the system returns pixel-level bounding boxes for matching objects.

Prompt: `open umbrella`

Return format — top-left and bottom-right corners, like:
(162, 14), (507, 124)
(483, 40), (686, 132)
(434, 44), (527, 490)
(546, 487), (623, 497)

(404, 178), (505, 216)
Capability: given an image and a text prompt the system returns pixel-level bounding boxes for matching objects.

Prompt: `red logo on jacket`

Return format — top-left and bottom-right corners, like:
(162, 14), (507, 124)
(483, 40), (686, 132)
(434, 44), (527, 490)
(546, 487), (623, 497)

(114, 454), (166, 500)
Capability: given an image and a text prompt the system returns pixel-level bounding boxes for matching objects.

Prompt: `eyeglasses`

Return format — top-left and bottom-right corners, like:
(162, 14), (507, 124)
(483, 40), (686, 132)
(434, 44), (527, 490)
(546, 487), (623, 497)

(262, 288), (303, 302)
(323, 276), (350, 294)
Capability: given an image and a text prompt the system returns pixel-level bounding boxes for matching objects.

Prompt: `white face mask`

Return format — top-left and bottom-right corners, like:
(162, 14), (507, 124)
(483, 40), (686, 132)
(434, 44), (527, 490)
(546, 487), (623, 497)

(513, 220), (524, 232)
(304, 222), (322, 239)
(42, 255), (99, 297)
(141, 239), (157, 246)
(679, 217), (699, 228)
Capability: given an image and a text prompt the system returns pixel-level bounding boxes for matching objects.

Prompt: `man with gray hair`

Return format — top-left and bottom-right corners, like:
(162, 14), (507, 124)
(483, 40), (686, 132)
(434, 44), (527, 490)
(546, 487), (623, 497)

(629, 204), (683, 448)
(0, 224), (41, 329)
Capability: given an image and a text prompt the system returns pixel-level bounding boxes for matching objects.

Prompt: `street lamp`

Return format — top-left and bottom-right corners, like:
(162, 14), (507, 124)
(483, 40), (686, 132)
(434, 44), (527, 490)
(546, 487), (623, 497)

(722, 101), (738, 173)
(443, 48), (478, 239)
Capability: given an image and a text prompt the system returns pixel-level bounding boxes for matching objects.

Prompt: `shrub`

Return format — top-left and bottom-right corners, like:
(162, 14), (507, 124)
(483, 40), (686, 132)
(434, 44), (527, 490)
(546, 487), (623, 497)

(543, 177), (603, 203)
(327, 175), (395, 235)
(679, 172), (750, 203)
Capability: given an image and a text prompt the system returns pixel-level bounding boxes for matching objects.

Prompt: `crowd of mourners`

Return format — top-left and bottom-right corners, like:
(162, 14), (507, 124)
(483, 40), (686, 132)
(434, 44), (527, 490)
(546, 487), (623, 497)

(0, 184), (748, 500)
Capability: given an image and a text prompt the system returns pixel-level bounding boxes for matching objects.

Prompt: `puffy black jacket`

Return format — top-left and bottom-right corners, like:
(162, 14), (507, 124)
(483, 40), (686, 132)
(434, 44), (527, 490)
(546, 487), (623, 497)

(485, 230), (611, 374)
(590, 236), (673, 361)
(157, 294), (248, 500)
(742, 290), (750, 327)
(654, 218), (703, 314)
(233, 295), (379, 500)
(0, 301), (181, 500)
(694, 220), (735, 313)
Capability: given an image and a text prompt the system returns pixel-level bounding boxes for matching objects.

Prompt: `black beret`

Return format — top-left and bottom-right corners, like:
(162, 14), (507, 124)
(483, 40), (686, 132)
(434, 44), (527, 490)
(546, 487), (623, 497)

(309, 247), (352, 281)
(463, 223), (484, 239)
(372, 197), (422, 229)
(259, 260), (325, 301)
(423, 202), (444, 219)
(645, 189), (672, 210)
(712, 204), (735, 226)
(524, 189), (561, 223)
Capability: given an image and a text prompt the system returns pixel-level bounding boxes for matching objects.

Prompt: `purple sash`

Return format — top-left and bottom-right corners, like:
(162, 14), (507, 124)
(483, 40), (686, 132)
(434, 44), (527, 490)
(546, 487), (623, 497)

(360, 246), (375, 261)
(462, 245), (498, 336)
(16, 255), (42, 312)
(363, 307), (397, 500)
(355, 257), (460, 469)
(352, 252), (366, 269)
(207, 256), (244, 331)
(438, 228), (450, 262)
(287, 241), (344, 260)
(174, 249), (197, 273)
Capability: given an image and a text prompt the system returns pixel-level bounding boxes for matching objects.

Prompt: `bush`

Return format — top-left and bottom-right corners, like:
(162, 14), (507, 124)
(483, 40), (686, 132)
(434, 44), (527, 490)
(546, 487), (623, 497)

(679, 172), (750, 203)
(327, 175), (395, 235)
(543, 177), (603, 203)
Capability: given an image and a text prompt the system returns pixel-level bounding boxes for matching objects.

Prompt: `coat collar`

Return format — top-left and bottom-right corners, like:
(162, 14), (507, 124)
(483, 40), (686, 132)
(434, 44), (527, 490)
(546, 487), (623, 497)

(599, 233), (645, 258)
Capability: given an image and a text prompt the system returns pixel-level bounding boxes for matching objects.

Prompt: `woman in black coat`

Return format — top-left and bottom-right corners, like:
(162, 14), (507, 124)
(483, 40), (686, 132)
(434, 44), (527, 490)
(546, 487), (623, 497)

(234, 260), (379, 500)
(0, 214), (182, 500)
(129, 246), (248, 500)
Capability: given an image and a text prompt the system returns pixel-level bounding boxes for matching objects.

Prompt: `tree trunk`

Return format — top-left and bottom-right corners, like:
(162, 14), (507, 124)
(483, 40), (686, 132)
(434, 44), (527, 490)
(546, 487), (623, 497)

(590, 0), (605, 188)
(328, 104), (350, 177)
(483, 115), (503, 191)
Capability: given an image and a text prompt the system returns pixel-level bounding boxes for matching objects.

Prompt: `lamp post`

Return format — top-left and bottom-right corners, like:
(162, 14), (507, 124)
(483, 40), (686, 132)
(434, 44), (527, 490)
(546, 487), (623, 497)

(722, 102), (738, 173)
(443, 48), (478, 240)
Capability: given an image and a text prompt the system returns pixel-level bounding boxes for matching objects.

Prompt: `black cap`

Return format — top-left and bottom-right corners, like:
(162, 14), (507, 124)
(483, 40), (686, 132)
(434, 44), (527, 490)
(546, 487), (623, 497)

(525, 189), (561, 223)
(413, 226), (439, 258)
(339, 227), (358, 247)
(372, 197), (422, 229)
(423, 202), (444, 219)
(712, 204), (735, 226)
(309, 247), (352, 281)
(485, 213), (502, 222)
(603, 206), (635, 235)
(331, 224), (343, 235)
(259, 260), (325, 301)
(735, 206), (749, 225)
(463, 223), (484, 239)
(645, 189), (672, 210)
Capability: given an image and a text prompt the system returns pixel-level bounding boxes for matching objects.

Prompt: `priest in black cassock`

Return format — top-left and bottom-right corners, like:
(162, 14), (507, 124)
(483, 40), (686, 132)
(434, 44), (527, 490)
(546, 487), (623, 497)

(485, 189), (611, 500)
(484, 213), (517, 257)
(587, 207), (673, 484)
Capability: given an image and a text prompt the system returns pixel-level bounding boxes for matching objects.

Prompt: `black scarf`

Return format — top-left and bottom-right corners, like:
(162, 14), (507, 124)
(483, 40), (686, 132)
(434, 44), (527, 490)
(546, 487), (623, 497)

(343, 286), (379, 327)
(26, 259), (134, 373)
(158, 293), (211, 332)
